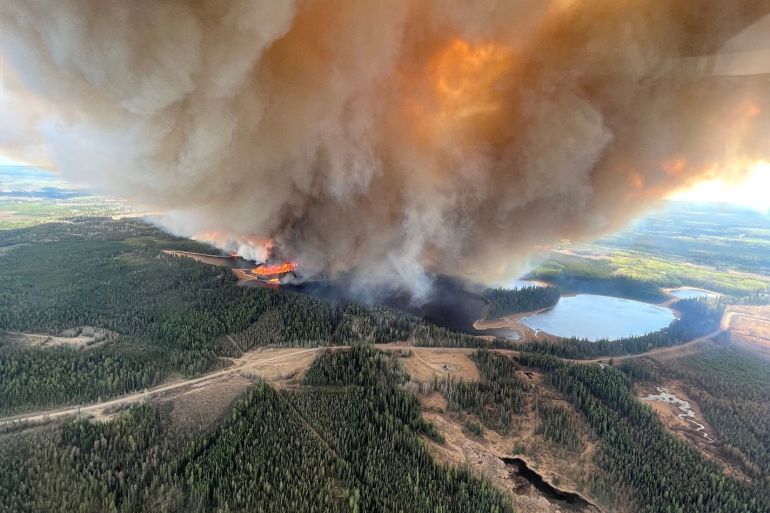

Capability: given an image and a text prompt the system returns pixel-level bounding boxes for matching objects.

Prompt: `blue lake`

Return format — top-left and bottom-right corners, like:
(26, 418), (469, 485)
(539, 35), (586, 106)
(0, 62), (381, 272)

(521, 294), (675, 341)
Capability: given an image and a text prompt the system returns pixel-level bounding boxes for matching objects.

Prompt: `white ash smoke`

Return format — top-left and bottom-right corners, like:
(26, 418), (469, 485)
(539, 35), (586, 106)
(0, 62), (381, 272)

(1, 0), (769, 299)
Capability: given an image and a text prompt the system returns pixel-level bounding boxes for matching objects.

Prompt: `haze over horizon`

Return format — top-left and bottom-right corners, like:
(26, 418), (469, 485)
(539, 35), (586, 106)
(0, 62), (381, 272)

(2, 154), (768, 213)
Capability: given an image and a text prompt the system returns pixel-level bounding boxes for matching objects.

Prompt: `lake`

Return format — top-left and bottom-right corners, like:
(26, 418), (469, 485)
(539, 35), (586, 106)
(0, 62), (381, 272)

(521, 294), (675, 341)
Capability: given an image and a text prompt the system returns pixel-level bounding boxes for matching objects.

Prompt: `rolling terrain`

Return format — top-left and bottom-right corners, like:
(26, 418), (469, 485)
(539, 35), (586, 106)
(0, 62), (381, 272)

(2, 215), (770, 513)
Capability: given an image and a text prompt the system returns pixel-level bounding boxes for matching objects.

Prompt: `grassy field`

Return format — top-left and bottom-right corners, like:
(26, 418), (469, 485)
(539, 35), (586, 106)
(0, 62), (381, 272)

(0, 164), (130, 229)
(610, 252), (767, 295)
(531, 203), (770, 297)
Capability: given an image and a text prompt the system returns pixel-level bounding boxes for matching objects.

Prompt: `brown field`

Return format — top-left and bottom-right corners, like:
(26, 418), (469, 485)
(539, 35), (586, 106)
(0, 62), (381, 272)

(236, 347), (320, 383)
(162, 250), (233, 267)
(163, 374), (254, 433)
(1, 328), (115, 350)
(232, 268), (252, 281)
(396, 348), (480, 382)
(724, 306), (770, 353)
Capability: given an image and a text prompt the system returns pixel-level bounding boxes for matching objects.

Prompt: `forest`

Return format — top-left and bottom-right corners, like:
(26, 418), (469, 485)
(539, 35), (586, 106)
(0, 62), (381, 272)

(483, 286), (560, 319)
(517, 352), (770, 513)
(0, 218), (482, 414)
(528, 255), (668, 302)
(631, 346), (770, 483)
(0, 218), (732, 414)
(432, 350), (529, 433)
(0, 347), (512, 513)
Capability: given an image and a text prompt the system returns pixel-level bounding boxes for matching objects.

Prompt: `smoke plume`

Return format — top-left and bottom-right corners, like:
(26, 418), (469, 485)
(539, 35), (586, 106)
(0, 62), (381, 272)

(2, 0), (769, 298)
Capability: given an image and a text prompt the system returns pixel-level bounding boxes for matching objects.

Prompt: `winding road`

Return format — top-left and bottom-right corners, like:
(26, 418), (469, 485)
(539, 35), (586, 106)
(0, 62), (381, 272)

(0, 347), (321, 429)
(0, 320), (731, 432)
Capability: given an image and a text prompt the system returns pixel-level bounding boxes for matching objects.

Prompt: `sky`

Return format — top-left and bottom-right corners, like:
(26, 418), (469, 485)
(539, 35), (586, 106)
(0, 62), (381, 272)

(0, 154), (20, 166)
(668, 161), (770, 213)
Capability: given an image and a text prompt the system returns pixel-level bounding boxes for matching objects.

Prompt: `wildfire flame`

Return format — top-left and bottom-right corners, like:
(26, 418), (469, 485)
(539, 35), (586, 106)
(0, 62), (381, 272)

(252, 261), (297, 277)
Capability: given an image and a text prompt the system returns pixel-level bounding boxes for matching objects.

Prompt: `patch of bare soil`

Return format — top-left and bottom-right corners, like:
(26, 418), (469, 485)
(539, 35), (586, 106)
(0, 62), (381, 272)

(232, 268), (252, 281)
(725, 306), (770, 352)
(162, 374), (254, 433)
(235, 347), (320, 383)
(2, 326), (117, 350)
(99, 348), (321, 430)
(417, 366), (606, 513)
(637, 381), (750, 481)
(161, 250), (232, 267)
(474, 314), (560, 344)
(398, 348), (481, 382)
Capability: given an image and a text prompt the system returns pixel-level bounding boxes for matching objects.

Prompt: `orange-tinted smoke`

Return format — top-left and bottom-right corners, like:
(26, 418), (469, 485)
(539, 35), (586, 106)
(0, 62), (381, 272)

(1, 0), (769, 296)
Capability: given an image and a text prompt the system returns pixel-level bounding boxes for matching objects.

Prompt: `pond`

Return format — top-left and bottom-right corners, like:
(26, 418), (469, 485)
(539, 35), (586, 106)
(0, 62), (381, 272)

(669, 287), (720, 300)
(521, 294), (675, 341)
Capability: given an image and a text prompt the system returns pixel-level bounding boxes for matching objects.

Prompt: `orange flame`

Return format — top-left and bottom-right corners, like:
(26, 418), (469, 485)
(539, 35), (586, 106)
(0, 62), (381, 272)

(252, 261), (297, 276)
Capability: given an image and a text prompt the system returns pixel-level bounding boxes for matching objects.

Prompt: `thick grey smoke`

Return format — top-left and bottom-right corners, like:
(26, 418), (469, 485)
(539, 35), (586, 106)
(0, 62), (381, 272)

(1, 0), (769, 298)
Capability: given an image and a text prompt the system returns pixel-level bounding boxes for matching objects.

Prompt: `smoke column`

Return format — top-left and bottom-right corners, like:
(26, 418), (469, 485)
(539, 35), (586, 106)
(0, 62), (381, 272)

(1, 0), (769, 298)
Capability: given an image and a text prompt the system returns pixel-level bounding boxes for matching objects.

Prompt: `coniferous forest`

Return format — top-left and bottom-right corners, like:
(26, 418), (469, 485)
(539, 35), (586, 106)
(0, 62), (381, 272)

(518, 351), (770, 513)
(0, 218), (468, 415)
(483, 286), (561, 319)
(1, 218), (769, 513)
(628, 345), (770, 483)
(0, 347), (512, 513)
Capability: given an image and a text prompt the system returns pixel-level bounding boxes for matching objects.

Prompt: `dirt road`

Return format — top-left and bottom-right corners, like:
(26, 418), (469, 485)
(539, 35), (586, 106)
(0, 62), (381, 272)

(0, 347), (321, 429)
(0, 325), (730, 430)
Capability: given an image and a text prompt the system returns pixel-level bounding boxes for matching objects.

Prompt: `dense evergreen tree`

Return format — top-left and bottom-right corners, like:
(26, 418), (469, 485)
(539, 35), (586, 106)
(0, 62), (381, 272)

(518, 352), (770, 513)
(0, 218), (470, 414)
(535, 401), (582, 452)
(433, 350), (529, 432)
(483, 286), (560, 319)
(640, 346), (770, 481)
(0, 348), (514, 513)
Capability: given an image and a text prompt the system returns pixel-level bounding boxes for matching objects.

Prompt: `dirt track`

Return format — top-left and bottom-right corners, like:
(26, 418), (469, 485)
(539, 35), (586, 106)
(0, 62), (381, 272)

(0, 347), (321, 429)
(0, 319), (733, 430)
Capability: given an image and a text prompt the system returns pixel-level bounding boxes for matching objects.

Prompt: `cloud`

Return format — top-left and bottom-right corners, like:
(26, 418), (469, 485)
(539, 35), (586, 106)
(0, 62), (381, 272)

(1, 0), (769, 299)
